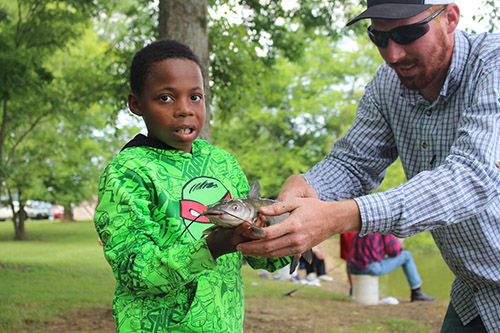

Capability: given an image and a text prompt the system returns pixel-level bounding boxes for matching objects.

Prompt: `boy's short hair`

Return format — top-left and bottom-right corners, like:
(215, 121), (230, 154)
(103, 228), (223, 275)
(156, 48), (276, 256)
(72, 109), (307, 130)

(129, 39), (203, 96)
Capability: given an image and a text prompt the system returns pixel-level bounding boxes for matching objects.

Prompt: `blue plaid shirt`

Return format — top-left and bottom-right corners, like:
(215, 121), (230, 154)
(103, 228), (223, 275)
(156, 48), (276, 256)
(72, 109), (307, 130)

(305, 30), (500, 331)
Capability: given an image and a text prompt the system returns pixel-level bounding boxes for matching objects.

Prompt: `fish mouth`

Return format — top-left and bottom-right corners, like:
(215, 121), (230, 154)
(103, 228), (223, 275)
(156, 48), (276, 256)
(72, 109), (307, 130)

(201, 210), (244, 227)
(201, 210), (223, 218)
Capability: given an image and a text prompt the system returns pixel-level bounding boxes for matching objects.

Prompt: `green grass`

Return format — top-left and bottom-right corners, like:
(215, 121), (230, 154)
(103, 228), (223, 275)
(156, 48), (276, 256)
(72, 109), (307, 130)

(0, 220), (115, 331)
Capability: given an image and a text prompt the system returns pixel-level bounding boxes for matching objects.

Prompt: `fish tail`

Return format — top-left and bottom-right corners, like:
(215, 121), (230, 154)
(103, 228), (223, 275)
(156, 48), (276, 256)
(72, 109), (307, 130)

(303, 249), (313, 264)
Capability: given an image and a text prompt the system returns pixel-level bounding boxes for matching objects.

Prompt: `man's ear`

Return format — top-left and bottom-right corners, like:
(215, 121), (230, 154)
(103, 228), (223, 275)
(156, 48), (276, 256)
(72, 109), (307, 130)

(128, 92), (143, 116)
(444, 4), (460, 34)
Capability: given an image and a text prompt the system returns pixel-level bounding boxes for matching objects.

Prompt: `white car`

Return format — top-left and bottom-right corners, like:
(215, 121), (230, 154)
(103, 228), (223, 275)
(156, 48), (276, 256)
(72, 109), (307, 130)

(0, 205), (12, 221)
(25, 200), (55, 220)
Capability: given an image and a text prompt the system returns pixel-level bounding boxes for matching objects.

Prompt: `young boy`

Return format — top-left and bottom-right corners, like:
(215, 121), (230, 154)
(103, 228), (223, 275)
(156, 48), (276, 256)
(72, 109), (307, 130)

(94, 40), (290, 332)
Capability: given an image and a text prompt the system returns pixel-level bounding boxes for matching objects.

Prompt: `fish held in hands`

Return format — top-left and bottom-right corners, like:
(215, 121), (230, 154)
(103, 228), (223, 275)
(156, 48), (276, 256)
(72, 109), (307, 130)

(200, 181), (312, 273)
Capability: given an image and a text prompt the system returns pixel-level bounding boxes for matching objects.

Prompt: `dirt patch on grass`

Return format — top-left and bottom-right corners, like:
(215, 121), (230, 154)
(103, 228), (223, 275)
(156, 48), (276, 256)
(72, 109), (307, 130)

(19, 237), (448, 332)
(0, 261), (32, 272)
(23, 307), (115, 332)
(29, 300), (446, 332)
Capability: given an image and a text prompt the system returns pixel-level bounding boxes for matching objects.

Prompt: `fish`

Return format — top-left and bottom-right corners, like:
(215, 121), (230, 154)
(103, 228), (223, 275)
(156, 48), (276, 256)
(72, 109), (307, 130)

(201, 181), (313, 274)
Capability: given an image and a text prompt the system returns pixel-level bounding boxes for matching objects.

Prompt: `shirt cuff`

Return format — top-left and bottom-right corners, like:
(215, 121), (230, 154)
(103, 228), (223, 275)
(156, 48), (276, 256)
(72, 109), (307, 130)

(354, 189), (401, 235)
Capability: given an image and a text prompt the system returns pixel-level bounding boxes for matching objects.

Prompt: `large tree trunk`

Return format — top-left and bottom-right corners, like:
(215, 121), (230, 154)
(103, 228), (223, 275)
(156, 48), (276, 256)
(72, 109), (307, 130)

(158, 0), (211, 142)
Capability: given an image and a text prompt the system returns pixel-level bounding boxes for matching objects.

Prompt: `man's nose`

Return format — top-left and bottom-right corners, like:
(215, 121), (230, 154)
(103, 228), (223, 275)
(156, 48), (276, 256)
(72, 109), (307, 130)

(384, 39), (407, 64)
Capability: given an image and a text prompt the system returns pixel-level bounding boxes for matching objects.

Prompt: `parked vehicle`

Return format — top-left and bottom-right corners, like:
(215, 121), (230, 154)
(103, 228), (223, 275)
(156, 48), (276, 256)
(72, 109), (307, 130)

(0, 200), (60, 221)
(0, 205), (12, 221)
(52, 205), (64, 219)
(25, 200), (55, 220)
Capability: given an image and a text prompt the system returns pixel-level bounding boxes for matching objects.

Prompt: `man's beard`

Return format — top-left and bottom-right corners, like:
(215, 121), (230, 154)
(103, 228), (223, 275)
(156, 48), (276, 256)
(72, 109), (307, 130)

(390, 29), (449, 91)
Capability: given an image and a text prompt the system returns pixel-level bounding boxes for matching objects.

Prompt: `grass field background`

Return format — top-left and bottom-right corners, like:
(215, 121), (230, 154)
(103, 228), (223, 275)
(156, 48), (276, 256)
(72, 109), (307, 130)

(0, 220), (115, 331)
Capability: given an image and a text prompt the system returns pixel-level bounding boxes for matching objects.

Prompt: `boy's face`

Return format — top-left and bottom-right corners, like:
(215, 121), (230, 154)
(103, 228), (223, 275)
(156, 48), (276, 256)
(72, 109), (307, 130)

(128, 58), (205, 153)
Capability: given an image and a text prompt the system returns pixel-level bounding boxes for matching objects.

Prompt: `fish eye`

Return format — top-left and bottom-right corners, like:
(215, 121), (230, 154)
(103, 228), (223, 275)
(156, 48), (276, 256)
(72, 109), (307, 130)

(231, 204), (239, 210)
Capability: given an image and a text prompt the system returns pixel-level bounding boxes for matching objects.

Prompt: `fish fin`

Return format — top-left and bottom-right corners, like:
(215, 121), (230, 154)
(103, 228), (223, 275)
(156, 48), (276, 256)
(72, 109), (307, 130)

(247, 181), (261, 199)
(289, 250), (313, 274)
(266, 212), (289, 226)
(250, 224), (266, 238)
(302, 249), (313, 264)
(289, 256), (299, 275)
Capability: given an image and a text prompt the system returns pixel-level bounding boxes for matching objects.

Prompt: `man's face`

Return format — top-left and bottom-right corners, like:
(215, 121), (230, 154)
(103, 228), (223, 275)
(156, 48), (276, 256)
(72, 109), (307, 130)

(372, 8), (453, 92)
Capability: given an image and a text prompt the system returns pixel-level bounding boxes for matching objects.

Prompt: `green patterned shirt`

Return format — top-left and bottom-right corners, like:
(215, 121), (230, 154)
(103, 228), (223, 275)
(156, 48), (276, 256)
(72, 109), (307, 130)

(94, 136), (289, 332)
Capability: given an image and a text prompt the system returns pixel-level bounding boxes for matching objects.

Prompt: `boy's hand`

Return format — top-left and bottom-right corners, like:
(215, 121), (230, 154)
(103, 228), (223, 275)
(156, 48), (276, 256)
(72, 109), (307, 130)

(205, 221), (255, 259)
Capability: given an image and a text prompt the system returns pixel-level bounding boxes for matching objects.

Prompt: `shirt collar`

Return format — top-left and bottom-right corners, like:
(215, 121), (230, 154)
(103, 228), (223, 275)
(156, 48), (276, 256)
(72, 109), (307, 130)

(121, 134), (175, 151)
(441, 30), (469, 99)
(121, 134), (210, 158)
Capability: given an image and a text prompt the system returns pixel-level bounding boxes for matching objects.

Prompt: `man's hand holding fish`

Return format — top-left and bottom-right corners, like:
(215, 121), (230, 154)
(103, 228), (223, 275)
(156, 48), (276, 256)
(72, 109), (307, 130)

(235, 176), (362, 259)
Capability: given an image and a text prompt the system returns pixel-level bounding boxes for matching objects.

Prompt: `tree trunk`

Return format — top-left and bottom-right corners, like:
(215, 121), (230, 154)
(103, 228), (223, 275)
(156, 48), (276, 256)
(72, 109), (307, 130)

(0, 99), (8, 195)
(7, 188), (27, 240)
(61, 203), (74, 222)
(158, 0), (211, 142)
(13, 208), (28, 241)
(11, 187), (28, 240)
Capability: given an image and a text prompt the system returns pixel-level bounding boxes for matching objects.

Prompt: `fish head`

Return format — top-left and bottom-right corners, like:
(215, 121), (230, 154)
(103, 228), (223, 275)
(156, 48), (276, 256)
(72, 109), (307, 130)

(201, 198), (256, 228)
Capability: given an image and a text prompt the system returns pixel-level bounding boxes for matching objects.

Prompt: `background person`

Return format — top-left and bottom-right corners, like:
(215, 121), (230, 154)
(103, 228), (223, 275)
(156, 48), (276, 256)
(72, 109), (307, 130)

(340, 232), (356, 295)
(237, 1), (500, 331)
(347, 233), (435, 302)
(301, 246), (334, 282)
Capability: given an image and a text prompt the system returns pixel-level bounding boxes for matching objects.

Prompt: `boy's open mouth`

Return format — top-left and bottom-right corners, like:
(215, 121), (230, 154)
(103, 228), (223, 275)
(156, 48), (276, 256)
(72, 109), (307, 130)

(175, 127), (194, 134)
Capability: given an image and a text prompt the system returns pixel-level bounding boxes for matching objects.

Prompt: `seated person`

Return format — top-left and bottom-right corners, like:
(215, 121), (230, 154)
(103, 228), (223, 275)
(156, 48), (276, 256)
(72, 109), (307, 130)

(347, 233), (435, 302)
(340, 232), (356, 294)
(300, 246), (333, 282)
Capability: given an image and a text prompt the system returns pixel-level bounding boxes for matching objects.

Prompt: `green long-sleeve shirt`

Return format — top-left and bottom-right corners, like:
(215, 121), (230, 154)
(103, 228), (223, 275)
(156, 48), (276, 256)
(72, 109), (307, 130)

(94, 135), (289, 332)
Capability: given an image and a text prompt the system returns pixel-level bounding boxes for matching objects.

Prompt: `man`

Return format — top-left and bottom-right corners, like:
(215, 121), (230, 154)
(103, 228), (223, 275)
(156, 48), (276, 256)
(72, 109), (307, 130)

(236, 1), (500, 331)
(347, 233), (435, 302)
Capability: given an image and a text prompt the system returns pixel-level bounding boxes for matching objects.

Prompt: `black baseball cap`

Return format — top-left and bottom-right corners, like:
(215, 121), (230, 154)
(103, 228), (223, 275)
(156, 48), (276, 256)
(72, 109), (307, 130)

(346, 0), (455, 26)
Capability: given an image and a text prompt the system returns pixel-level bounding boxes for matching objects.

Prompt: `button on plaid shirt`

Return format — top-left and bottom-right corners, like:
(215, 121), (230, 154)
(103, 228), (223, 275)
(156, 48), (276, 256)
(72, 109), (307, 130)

(305, 30), (500, 331)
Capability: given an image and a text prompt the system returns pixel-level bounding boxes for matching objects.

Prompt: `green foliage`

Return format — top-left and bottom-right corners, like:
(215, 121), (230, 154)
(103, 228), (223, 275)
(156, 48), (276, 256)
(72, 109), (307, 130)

(0, 2), (132, 234)
(212, 35), (382, 194)
(378, 158), (407, 192)
(402, 231), (440, 254)
(0, 0), (91, 100)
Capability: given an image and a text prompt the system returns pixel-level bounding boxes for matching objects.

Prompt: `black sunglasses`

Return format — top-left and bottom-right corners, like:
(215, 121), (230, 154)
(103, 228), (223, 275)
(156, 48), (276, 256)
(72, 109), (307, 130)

(367, 5), (448, 48)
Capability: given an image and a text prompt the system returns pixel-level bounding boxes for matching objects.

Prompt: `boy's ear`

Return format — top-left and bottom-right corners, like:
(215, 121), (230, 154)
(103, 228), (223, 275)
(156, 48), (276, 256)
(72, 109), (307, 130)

(128, 92), (143, 116)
